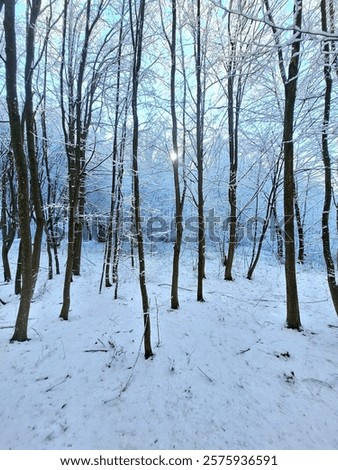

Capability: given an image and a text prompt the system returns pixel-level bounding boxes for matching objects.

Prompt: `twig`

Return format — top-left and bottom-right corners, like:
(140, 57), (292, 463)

(237, 347), (251, 355)
(236, 339), (262, 355)
(302, 378), (333, 395)
(158, 283), (193, 292)
(31, 327), (43, 341)
(84, 349), (108, 353)
(197, 366), (214, 383)
(46, 374), (71, 392)
(97, 338), (106, 348)
(103, 386), (123, 404)
(121, 329), (145, 393)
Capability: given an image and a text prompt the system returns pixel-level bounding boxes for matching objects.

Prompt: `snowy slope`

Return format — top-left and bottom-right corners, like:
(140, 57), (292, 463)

(0, 242), (337, 450)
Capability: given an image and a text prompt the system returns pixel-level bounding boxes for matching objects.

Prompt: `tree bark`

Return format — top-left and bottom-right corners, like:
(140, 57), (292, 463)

(294, 191), (305, 264)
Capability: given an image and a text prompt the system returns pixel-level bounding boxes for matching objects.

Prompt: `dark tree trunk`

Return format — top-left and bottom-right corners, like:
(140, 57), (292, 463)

(272, 205), (284, 262)
(24, 0), (44, 293)
(112, 112), (127, 292)
(72, 174), (85, 276)
(294, 192), (305, 264)
(223, 8), (247, 282)
(15, 241), (22, 296)
(60, 203), (76, 321)
(247, 156), (283, 279)
(1, 150), (17, 282)
(264, 0), (302, 329)
(129, 0), (153, 359)
(164, 0), (186, 309)
(224, 70), (237, 281)
(224, 14), (239, 282)
(4, 0), (33, 341)
(282, 1), (302, 329)
(103, 2), (126, 288)
(59, 0), (103, 318)
(320, 0), (338, 315)
(41, 41), (60, 278)
(59, 0), (77, 321)
(196, 0), (205, 302)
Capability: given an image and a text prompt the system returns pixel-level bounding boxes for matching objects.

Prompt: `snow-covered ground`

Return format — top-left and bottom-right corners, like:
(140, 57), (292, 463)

(0, 241), (338, 450)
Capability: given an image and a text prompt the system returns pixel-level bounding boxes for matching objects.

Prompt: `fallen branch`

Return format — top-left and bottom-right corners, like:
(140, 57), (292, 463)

(197, 366), (214, 383)
(46, 374), (71, 393)
(84, 349), (108, 353)
(237, 347), (251, 355)
(158, 283), (193, 292)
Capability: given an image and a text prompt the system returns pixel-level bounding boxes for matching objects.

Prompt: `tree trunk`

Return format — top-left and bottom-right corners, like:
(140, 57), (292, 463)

(247, 156), (282, 279)
(294, 192), (305, 264)
(15, 241), (22, 296)
(1, 151), (17, 282)
(196, 0), (205, 302)
(320, 0), (338, 315)
(59, 0), (98, 318)
(41, 42), (60, 279)
(167, 0), (186, 309)
(104, 2), (126, 288)
(72, 175), (85, 276)
(129, 0), (153, 359)
(264, 0), (302, 329)
(24, 0), (44, 294)
(224, 69), (237, 281)
(271, 205), (284, 262)
(60, 204), (76, 321)
(282, 1), (302, 329)
(4, 0), (33, 341)
(112, 118), (127, 291)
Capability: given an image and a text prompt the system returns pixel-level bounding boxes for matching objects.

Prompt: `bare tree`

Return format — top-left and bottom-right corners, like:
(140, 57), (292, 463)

(160, 0), (187, 309)
(320, 0), (338, 315)
(195, 0), (206, 302)
(224, 1), (246, 281)
(3, 0), (33, 341)
(0, 145), (17, 282)
(129, 0), (153, 359)
(102, 0), (127, 289)
(264, 0), (302, 329)
(59, 0), (112, 320)
(213, 0), (262, 281)
(247, 151), (283, 279)
(40, 38), (61, 279)
(24, 0), (45, 293)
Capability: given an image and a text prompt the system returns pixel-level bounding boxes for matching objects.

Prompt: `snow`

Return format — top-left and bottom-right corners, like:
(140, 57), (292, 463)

(0, 242), (338, 450)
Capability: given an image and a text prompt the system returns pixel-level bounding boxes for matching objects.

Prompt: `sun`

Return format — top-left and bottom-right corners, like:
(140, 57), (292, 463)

(170, 151), (178, 162)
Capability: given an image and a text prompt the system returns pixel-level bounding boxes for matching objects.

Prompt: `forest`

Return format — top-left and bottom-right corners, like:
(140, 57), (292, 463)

(1, 0), (338, 451)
